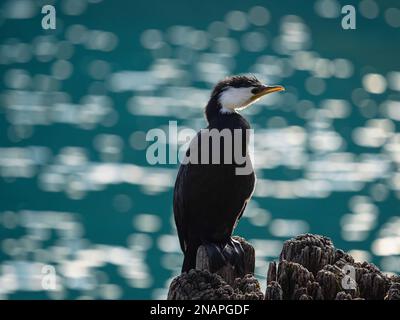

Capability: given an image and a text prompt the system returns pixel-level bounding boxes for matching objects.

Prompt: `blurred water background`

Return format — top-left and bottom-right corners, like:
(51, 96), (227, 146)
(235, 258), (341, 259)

(0, 0), (400, 299)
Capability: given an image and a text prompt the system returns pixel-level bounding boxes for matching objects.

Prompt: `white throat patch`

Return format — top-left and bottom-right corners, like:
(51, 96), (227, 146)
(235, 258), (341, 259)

(218, 86), (255, 113)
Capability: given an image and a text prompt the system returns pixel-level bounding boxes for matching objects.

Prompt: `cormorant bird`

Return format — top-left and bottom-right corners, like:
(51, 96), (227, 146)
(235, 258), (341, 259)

(173, 75), (284, 273)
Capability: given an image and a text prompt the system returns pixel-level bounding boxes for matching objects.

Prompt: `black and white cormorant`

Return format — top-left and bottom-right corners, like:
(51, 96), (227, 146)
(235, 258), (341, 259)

(173, 75), (284, 274)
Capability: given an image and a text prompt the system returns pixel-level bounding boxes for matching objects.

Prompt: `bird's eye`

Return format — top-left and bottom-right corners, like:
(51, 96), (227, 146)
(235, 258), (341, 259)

(251, 87), (260, 94)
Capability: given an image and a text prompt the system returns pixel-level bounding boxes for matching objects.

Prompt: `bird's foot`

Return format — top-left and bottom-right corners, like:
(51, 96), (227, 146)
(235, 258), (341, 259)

(226, 237), (245, 275)
(203, 238), (245, 275)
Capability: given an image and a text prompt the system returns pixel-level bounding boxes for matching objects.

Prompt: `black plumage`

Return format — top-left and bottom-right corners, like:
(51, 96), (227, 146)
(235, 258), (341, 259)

(173, 75), (284, 273)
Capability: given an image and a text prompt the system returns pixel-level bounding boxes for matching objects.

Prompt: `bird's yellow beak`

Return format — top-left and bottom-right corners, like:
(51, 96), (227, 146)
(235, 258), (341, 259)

(254, 85), (285, 99)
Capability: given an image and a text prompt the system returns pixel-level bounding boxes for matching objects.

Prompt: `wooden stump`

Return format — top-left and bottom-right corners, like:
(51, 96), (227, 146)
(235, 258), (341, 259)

(167, 236), (261, 300)
(195, 236), (255, 286)
(265, 233), (398, 300)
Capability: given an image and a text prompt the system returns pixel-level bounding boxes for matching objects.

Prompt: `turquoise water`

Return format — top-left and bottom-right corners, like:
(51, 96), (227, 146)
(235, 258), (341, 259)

(0, 0), (399, 299)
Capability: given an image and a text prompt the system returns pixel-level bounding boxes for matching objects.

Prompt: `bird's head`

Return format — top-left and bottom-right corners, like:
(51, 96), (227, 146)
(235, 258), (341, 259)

(206, 75), (285, 121)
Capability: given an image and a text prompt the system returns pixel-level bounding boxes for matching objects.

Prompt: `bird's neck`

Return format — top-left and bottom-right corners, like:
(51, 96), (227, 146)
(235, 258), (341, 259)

(205, 97), (220, 122)
(205, 98), (250, 131)
(205, 97), (236, 123)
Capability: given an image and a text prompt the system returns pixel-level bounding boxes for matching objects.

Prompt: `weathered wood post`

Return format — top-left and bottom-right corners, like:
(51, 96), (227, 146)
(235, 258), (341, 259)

(167, 236), (263, 300)
(265, 233), (399, 300)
